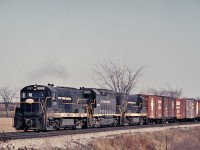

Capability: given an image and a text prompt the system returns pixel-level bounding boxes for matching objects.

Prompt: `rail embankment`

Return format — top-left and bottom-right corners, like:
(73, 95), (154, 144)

(0, 123), (200, 150)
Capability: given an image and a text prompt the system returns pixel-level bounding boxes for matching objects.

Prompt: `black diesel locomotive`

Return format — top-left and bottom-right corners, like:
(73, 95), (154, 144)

(14, 84), (147, 131)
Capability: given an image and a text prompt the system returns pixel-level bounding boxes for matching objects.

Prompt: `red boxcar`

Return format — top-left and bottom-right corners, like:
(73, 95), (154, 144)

(186, 99), (195, 119)
(175, 98), (186, 120)
(140, 95), (163, 121)
(162, 97), (175, 120)
(195, 100), (200, 119)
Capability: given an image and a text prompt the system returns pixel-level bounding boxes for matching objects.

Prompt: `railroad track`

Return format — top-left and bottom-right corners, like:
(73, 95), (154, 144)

(1, 121), (199, 141)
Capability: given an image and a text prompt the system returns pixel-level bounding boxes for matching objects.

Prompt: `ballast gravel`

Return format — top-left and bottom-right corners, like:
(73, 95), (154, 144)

(1, 124), (200, 150)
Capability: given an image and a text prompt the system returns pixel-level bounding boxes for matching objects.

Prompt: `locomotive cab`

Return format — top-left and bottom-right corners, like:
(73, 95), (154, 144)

(116, 94), (147, 125)
(127, 95), (146, 113)
(14, 85), (51, 131)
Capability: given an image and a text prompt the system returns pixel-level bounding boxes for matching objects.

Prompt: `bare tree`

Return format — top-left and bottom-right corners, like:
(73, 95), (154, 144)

(93, 60), (145, 94)
(147, 85), (183, 98)
(167, 85), (183, 98)
(0, 86), (18, 117)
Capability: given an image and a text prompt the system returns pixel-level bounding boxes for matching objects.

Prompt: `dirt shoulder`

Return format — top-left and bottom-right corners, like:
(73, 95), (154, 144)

(0, 118), (16, 132)
(1, 123), (200, 150)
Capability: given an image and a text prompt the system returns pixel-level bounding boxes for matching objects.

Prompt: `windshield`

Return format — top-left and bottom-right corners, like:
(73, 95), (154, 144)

(20, 103), (42, 114)
(21, 91), (45, 99)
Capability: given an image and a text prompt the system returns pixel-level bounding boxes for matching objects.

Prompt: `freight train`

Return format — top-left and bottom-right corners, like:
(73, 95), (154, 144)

(13, 84), (200, 131)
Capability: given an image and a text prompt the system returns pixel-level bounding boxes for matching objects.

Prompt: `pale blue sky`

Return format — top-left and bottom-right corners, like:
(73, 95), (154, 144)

(0, 1), (200, 97)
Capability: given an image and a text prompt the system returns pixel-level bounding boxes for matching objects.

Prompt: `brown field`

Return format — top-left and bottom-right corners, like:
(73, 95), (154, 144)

(0, 124), (200, 150)
(86, 127), (200, 150)
(0, 111), (14, 118)
(0, 118), (16, 132)
(0, 104), (16, 118)
(0, 104), (17, 110)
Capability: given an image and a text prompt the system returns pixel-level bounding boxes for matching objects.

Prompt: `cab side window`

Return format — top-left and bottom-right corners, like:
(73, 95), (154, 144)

(52, 93), (56, 101)
(21, 92), (26, 98)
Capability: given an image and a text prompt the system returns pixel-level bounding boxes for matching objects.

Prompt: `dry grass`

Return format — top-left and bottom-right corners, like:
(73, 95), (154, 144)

(84, 127), (200, 150)
(0, 125), (200, 150)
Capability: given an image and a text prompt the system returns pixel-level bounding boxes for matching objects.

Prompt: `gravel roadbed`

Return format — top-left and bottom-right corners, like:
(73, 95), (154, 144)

(1, 124), (200, 150)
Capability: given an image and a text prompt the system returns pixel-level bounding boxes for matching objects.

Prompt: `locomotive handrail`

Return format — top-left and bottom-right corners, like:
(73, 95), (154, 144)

(44, 97), (51, 127)
(61, 99), (92, 117)
(77, 99), (88, 110)
(61, 103), (76, 105)
(116, 105), (122, 115)
(77, 98), (88, 104)
(76, 99), (96, 116)
(84, 105), (90, 116)
(115, 105), (123, 125)
(77, 99), (93, 116)
(126, 102), (142, 108)
(15, 102), (42, 103)
(89, 99), (96, 115)
(44, 97), (51, 110)
(90, 99), (96, 105)
(133, 103), (142, 108)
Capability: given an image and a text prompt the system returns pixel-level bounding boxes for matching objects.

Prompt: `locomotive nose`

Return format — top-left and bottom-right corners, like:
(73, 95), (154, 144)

(25, 119), (33, 127)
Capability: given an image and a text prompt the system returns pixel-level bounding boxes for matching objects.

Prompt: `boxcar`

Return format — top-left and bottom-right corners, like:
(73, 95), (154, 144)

(195, 99), (200, 120)
(175, 98), (186, 121)
(140, 95), (163, 124)
(162, 97), (175, 122)
(186, 99), (195, 121)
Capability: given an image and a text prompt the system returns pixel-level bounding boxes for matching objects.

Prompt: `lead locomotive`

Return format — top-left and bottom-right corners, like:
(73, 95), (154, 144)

(14, 84), (147, 131)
